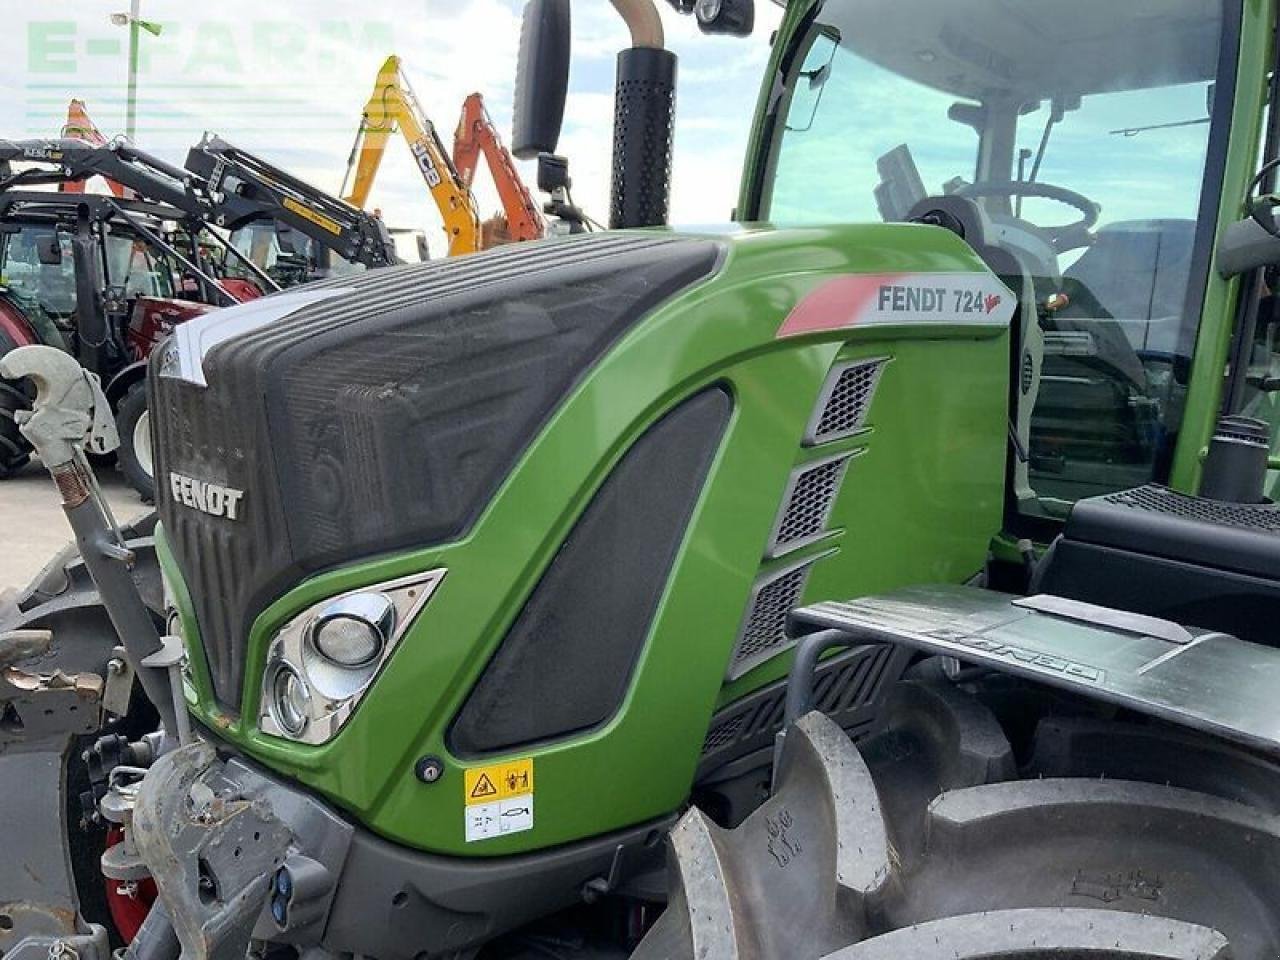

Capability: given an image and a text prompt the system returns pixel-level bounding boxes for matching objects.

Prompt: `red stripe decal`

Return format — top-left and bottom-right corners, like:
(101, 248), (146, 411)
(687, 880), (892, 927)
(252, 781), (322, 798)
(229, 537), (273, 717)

(776, 274), (904, 339)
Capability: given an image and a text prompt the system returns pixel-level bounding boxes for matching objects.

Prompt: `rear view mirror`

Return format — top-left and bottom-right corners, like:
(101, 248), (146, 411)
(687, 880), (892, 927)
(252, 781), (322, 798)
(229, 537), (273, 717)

(694, 0), (754, 36)
(35, 233), (62, 266)
(512, 0), (571, 160)
(1217, 216), (1280, 278)
(1221, 157), (1280, 277)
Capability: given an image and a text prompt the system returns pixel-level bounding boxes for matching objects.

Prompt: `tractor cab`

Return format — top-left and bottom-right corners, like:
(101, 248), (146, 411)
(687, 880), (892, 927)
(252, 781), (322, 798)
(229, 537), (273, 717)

(751, 0), (1233, 521)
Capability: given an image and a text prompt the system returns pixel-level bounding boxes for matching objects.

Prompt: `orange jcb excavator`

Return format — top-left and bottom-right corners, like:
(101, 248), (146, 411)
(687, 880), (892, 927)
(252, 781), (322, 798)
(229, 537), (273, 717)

(453, 92), (544, 247)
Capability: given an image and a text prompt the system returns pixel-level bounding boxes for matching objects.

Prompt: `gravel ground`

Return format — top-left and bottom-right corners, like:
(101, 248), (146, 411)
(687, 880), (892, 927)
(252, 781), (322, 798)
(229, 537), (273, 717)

(0, 459), (151, 590)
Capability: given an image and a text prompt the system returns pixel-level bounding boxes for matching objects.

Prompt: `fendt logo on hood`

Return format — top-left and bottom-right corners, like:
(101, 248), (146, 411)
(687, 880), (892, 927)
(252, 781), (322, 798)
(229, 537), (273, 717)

(169, 472), (245, 520)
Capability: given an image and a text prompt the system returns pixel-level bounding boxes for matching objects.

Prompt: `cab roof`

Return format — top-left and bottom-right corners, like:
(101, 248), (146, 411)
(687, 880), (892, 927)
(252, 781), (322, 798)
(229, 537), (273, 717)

(830, 0), (1220, 102)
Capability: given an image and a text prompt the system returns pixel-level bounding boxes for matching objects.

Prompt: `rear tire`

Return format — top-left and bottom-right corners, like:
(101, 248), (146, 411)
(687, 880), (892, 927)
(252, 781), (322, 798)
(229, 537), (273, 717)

(115, 382), (154, 502)
(641, 668), (1280, 960)
(858, 674), (1280, 959)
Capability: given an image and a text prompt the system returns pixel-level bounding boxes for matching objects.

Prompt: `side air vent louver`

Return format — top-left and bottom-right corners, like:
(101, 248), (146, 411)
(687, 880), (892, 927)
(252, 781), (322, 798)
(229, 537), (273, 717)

(698, 642), (909, 776)
(767, 450), (861, 558)
(727, 554), (828, 681)
(804, 357), (887, 446)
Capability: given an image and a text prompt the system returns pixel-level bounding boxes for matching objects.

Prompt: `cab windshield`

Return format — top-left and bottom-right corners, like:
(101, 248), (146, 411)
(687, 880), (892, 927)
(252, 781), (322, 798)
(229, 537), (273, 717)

(227, 221), (366, 288)
(761, 0), (1227, 519)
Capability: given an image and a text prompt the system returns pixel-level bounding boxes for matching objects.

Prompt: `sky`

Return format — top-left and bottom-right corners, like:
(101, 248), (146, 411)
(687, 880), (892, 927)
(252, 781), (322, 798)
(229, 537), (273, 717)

(1, 1), (783, 249)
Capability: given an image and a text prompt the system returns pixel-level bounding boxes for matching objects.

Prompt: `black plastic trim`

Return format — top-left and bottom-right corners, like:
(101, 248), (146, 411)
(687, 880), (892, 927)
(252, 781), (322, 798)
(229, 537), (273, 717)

(449, 387), (733, 757)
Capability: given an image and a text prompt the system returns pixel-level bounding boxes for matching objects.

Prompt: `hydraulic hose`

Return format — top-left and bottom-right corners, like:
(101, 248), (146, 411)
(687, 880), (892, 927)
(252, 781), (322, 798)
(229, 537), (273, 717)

(123, 902), (180, 960)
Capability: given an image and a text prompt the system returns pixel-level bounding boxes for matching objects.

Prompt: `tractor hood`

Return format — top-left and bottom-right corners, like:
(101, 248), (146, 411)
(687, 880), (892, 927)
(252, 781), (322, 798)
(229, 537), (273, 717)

(150, 233), (723, 708)
(150, 225), (1014, 713)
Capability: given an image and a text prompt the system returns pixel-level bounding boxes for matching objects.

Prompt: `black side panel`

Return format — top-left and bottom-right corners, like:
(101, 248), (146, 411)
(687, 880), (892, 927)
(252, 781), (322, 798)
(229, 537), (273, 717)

(152, 233), (721, 709)
(450, 387), (732, 756)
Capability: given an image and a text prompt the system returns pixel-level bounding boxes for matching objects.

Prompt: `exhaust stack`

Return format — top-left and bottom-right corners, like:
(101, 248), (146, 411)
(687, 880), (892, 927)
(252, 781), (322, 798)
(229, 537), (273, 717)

(609, 0), (676, 228)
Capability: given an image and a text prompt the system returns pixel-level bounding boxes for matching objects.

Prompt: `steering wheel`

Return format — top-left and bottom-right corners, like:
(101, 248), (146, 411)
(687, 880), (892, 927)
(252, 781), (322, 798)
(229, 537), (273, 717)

(955, 180), (1099, 252)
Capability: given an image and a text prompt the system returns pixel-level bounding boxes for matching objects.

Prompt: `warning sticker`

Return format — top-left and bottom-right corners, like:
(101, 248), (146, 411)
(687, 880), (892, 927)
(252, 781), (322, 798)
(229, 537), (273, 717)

(464, 758), (534, 842)
(468, 772), (499, 801)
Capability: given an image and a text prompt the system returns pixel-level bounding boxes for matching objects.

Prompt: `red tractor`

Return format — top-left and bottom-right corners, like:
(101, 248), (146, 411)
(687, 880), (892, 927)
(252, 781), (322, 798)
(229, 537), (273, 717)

(0, 190), (260, 496)
(0, 133), (402, 497)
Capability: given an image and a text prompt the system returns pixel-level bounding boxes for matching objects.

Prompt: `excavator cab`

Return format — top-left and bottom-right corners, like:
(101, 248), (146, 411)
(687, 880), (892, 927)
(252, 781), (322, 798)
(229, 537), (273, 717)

(749, 0), (1235, 520)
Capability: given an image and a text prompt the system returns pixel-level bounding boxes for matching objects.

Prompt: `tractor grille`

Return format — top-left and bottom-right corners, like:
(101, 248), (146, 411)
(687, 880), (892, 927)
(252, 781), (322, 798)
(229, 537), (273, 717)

(804, 358), (886, 445)
(727, 555), (827, 681)
(767, 451), (860, 558)
(699, 642), (909, 774)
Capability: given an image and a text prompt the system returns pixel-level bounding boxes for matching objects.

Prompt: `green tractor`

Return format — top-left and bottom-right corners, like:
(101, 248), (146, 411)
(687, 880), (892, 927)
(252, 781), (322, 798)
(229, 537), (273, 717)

(5, 0), (1280, 958)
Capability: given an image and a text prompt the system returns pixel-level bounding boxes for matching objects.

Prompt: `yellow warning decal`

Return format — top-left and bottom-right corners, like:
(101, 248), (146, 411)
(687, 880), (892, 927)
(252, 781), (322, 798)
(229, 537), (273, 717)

(282, 197), (343, 236)
(464, 758), (534, 806)
(464, 758), (535, 842)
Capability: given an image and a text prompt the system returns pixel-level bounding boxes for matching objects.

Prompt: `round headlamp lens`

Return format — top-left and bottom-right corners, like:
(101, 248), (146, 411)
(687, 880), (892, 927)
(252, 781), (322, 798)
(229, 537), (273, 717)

(312, 614), (384, 667)
(269, 663), (310, 736)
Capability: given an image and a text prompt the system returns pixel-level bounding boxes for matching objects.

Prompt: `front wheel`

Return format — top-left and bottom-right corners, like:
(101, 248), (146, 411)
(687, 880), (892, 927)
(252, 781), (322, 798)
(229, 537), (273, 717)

(0, 378), (33, 478)
(115, 382), (154, 502)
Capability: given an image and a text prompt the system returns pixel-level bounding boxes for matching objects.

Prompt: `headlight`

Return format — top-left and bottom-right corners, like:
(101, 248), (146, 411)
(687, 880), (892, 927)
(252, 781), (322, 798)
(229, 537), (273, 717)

(259, 569), (446, 744)
(310, 593), (394, 666)
(267, 661), (311, 737)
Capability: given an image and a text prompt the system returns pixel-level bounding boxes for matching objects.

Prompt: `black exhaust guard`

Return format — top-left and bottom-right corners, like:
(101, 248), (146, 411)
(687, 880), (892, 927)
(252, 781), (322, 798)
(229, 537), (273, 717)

(609, 46), (677, 229)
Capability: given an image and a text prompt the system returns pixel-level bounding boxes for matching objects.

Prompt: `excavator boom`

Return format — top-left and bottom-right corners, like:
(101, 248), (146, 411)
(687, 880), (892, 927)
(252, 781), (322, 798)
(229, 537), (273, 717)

(342, 55), (481, 257)
(453, 92), (544, 244)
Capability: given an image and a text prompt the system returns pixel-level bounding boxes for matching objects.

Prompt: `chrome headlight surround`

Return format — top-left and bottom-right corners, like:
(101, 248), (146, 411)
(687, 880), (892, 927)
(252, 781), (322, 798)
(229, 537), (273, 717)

(259, 569), (446, 744)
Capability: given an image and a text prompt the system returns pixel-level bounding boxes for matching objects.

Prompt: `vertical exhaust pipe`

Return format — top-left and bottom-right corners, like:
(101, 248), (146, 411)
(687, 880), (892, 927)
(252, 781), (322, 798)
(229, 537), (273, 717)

(609, 0), (676, 228)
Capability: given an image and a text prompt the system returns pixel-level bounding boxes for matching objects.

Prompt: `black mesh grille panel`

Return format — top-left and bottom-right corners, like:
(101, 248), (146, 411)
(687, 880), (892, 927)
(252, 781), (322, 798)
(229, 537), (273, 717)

(727, 557), (823, 681)
(450, 388), (731, 756)
(153, 233), (721, 710)
(805, 358), (886, 445)
(768, 452), (859, 557)
(1104, 485), (1280, 532)
(697, 642), (909, 776)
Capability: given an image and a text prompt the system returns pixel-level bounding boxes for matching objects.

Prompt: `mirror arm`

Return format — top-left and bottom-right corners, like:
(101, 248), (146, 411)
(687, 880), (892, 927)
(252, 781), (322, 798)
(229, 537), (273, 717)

(610, 0), (665, 49)
(1217, 215), (1280, 278)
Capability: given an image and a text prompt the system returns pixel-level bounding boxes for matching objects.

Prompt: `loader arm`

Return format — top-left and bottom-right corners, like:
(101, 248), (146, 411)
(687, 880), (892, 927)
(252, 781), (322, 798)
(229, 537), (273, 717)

(184, 133), (398, 269)
(453, 92), (544, 245)
(341, 55), (481, 257)
(0, 138), (203, 217)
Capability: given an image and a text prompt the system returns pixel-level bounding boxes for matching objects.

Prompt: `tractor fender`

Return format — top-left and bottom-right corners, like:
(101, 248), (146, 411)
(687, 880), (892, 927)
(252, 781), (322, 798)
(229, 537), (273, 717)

(0, 295), (40, 351)
(103, 360), (149, 409)
(126, 297), (215, 363)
